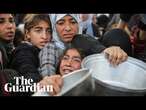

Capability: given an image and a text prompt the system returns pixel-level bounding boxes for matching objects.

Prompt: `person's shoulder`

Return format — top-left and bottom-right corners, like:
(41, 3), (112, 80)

(12, 42), (40, 60)
(73, 34), (97, 42)
(0, 41), (6, 52)
(14, 42), (34, 53)
(43, 41), (58, 49)
(15, 42), (27, 48)
(46, 41), (55, 46)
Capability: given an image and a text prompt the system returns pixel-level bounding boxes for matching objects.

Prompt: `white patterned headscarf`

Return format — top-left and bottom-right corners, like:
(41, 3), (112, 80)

(50, 14), (82, 49)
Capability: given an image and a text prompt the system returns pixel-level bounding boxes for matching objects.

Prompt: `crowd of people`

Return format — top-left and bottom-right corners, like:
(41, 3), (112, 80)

(0, 14), (146, 96)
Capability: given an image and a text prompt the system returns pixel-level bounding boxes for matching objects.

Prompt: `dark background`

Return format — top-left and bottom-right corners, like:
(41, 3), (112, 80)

(0, 0), (146, 13)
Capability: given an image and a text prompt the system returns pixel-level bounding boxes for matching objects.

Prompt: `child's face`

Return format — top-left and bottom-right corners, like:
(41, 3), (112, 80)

(56, 15), (79, 43)
(26, 20), (52, 49)
(59, 48), (82, 76)
(0, 14), (16, 42)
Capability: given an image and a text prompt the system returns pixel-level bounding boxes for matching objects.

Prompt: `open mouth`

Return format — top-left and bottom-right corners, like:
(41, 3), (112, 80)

(6, 32), (14, 37)
(63, 69), (74, 75)
(40, 40), (49, 45)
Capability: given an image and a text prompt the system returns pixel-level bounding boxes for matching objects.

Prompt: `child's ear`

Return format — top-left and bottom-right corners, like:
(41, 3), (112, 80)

(25, 30), (31, 40)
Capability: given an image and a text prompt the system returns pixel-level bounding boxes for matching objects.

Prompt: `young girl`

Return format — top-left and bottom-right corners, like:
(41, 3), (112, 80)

(10, 14), (63, 96)
(33, 46), (85, 96)
(57, 46), (85, 76)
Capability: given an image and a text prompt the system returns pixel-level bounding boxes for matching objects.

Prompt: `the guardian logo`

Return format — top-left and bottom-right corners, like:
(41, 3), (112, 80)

(4, 76), (53, 93)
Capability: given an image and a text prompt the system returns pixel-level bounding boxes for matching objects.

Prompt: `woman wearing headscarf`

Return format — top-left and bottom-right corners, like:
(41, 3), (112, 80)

(39, 14), (128, 78)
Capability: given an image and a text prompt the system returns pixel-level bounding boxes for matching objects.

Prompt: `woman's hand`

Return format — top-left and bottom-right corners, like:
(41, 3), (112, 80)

(103, 46), (128, 66)
(38, 75), (63, 96)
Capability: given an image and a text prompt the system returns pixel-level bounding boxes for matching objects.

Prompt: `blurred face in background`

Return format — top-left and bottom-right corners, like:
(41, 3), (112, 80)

(0, 14), (16, 42)
(59, 48), (82, 76)
(56, 15), (79, 43)
(92, 15), (97, 25)
(80, 14), (89, 22)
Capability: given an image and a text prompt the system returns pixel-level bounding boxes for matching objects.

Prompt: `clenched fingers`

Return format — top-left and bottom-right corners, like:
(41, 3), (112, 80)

(103, 46), (128, 66)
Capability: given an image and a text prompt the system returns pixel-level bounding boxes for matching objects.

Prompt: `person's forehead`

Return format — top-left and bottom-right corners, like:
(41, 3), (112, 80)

(55, 14), (78, 23)
(33, 20), (50, 27)
(60, 15), (74, 20)
(81, 14), (89, 17)
(0, 14), (13, 18)
(66, 49), (80, 56)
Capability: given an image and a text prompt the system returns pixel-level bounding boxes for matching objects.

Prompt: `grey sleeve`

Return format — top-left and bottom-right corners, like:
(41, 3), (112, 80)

(39, 44), (57, 77)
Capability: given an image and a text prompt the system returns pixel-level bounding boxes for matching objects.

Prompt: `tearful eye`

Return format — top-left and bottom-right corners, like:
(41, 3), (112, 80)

(70, 20), (77, 24)
(47, 29), (52, 33)
(9, 18), (15, 23)
(62, 56), (69, 60)
(34, 29), (42, 33)
(0, 20), (5, 24)
(72, 58), (82, 63)
(57, 21), (64, 25)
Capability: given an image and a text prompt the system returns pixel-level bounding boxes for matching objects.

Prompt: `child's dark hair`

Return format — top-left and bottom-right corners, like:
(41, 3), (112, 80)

(65, 45), (86, 59)
(56, 45), (86, 75)
(24, 14), (52, 34)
